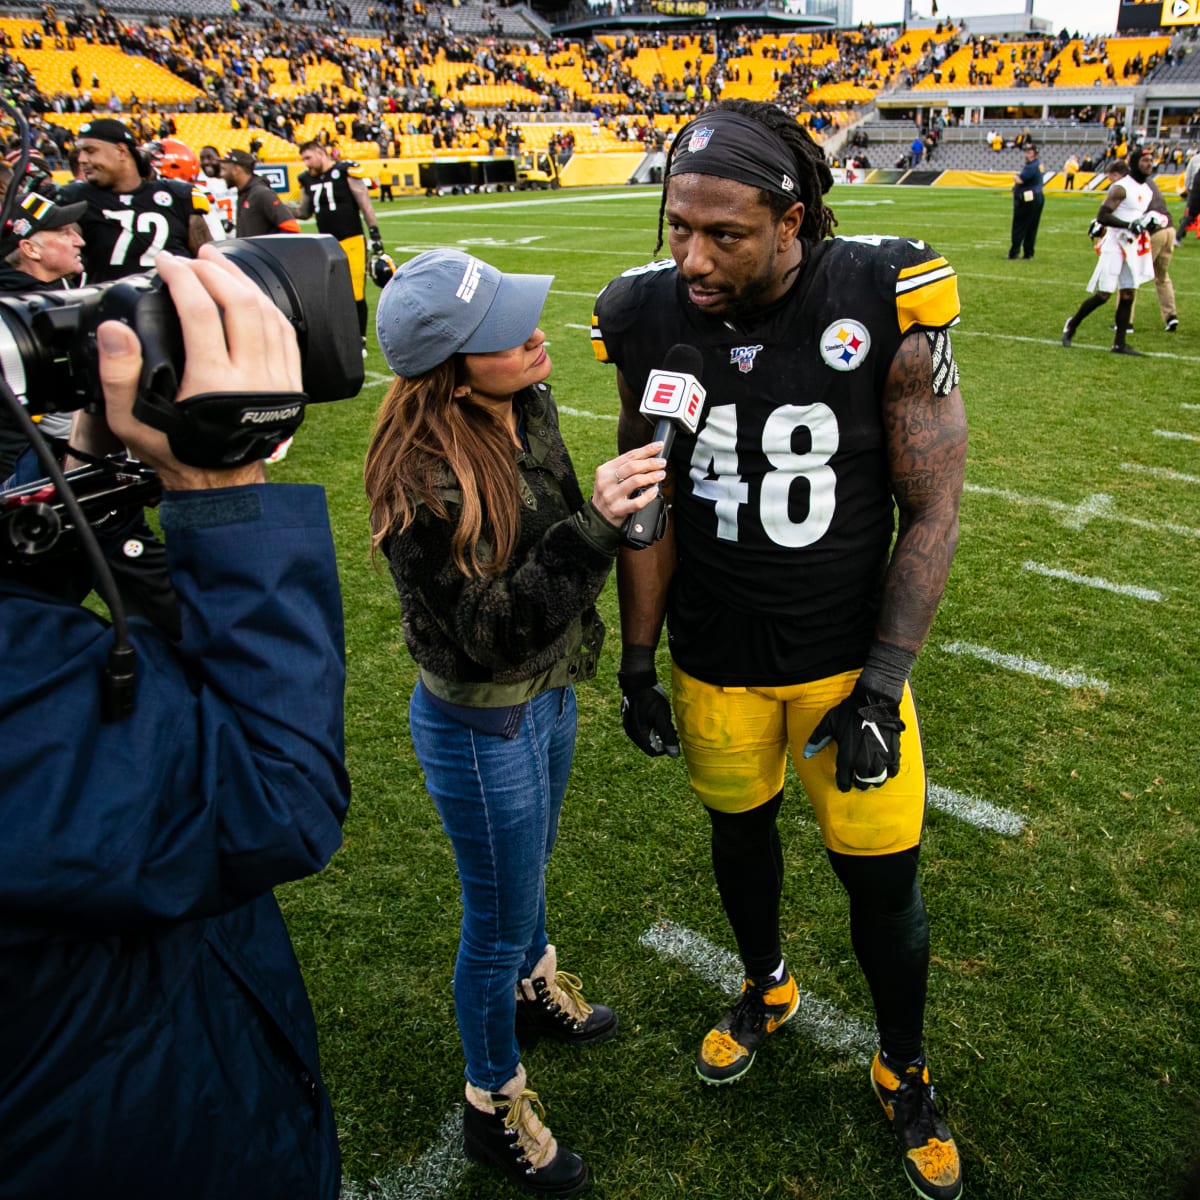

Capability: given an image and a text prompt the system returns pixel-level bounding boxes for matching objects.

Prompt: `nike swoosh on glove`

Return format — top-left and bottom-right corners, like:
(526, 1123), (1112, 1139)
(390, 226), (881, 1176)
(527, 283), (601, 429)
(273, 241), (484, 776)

(802, 686), (905, 793)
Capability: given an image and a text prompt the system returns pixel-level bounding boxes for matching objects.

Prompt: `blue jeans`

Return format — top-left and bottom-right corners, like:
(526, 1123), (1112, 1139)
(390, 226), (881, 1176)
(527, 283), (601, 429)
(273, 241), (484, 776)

(409, 683), (577, 1091)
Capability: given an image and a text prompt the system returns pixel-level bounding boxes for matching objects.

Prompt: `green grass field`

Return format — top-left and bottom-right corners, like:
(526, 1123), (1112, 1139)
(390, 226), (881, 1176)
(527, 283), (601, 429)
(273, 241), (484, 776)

(277, 183), (1200, 1200)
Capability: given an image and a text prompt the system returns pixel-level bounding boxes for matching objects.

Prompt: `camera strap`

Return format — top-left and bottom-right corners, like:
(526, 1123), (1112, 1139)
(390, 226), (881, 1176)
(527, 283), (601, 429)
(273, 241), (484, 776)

(135, 391), (309, 470)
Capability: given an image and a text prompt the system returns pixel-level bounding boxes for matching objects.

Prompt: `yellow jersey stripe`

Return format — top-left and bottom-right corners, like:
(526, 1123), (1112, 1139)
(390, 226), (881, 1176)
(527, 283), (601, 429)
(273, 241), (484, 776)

(896, 256), (950, 280)
(895, 264), (956, 294)
(896, 273), (961, 333)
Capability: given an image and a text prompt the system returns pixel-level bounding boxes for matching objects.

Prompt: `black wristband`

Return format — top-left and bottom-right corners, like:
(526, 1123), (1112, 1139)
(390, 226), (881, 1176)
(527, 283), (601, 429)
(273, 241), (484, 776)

(856, 640), (916, 704)
(619, 644), (657, 678)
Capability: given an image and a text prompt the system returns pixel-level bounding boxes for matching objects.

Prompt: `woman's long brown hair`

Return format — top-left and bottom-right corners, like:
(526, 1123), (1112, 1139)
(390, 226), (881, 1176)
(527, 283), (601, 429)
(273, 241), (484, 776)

(364, 362), (523, 578)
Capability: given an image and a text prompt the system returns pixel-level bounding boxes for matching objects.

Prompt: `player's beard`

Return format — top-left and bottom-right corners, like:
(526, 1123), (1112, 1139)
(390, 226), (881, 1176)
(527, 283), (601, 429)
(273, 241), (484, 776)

(685, 256), (781, 322)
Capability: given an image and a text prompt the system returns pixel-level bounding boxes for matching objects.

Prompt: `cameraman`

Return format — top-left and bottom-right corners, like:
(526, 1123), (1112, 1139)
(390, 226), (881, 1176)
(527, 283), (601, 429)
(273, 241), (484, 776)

(0, 248), (351, 1199)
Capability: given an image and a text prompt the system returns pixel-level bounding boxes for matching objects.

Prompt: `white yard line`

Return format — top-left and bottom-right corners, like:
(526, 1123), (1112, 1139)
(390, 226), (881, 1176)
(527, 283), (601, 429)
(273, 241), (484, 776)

(964, 482), (1200, 540)
(1021, 560), (1163, 602)
(1119, 463), (1200, 485)
(339, 1109), (464, 1200)
(942, 641), (1108, 692)
(927, 785), (1026, 836)
(954, 329), (1200, 362)
(638, 920), (875, 1061)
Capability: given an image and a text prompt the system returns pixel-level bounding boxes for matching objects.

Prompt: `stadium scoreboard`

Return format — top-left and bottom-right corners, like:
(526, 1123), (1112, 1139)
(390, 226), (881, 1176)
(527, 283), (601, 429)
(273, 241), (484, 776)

(1117, 0), (1200, 27)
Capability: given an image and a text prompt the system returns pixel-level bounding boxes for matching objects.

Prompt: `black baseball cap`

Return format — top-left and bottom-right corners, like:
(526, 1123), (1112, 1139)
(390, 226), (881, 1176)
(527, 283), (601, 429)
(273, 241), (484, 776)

(0, 190), (87, 257)
(221, 149), (257, 170)
(77, 118), (151, 177)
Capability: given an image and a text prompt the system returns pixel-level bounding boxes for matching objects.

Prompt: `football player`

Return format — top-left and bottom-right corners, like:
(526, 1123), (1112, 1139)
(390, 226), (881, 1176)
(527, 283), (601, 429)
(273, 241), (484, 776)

(1061, 151), (1162, 355)
(58, 118), (212, 283)
(296, 140), (383, 354)
(154, 136), (227, 243)
(593, 99), (967, 1200)
(199, 143), (236, 234)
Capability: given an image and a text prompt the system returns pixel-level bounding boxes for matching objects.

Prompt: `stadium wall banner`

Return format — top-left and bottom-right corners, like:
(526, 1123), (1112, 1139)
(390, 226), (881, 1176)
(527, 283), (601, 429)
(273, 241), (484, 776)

(257, 164), (290, 193)
(654, 0), (708, 13)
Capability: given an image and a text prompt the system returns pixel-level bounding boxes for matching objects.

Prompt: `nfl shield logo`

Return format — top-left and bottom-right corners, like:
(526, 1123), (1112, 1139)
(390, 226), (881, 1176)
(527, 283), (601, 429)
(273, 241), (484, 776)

(730, 344), (763, 374)
(687, 126), (714, 153)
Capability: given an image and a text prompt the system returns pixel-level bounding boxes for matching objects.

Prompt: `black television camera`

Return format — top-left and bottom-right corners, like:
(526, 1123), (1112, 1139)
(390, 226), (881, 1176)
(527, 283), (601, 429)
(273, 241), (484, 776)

(0, 233), (363, 467)
(0, 234), (363, 569)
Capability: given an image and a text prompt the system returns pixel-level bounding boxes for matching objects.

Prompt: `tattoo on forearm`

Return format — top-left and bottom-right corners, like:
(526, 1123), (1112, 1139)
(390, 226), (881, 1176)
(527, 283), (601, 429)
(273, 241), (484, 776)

(879, 331), (968, 649)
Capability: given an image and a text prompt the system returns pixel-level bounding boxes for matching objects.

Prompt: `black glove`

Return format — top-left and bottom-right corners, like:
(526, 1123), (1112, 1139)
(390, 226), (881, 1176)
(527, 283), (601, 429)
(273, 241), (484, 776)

(618, 646), (679, 758)
(802, 684), (905, 793)
(368, 224), (384, 256)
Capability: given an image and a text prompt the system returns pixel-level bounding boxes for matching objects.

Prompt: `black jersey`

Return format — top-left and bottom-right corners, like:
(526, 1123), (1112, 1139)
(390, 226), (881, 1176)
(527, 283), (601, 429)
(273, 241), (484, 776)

(297, 162), (367, 242)
(592, 235), (960, 687)
(57, 178), (201, 283)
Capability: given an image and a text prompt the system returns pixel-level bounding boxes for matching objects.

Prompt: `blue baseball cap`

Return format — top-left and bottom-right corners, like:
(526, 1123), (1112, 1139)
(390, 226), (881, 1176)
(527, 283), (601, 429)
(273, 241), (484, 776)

(376, 248), (553, 377)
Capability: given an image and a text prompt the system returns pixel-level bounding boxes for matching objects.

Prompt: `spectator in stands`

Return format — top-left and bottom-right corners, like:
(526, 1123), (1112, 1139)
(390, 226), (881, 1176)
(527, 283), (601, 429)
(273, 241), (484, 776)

(1009, 143), (1045, 260)
(220, 149), (301, 237)
(909, 132), (924, 168)
(1063, 152), (1079, 190)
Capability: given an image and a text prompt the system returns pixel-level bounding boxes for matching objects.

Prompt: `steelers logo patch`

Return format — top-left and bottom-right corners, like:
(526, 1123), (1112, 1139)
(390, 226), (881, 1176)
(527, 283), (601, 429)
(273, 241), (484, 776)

(819, 319), (871, 372)
(154, 191), (174, 207)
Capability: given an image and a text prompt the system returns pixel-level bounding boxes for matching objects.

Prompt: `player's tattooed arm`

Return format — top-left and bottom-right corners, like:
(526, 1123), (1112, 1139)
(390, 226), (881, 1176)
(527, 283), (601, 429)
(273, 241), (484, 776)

(877, 328), (967, 654)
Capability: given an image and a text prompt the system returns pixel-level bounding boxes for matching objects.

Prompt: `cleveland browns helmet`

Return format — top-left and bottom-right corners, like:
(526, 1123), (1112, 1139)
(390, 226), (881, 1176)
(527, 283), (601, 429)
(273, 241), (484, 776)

(157, 138), (200, 182)
(370, 252), (396, 287)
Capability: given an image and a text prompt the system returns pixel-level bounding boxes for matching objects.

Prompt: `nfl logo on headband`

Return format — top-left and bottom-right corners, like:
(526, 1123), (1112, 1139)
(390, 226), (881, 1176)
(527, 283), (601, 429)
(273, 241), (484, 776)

(687, 126), (714, 153)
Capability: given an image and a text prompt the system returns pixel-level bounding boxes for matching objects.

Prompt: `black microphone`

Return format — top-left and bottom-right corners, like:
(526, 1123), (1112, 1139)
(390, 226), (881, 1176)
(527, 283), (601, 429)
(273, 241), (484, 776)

(621, 344), (706, 551)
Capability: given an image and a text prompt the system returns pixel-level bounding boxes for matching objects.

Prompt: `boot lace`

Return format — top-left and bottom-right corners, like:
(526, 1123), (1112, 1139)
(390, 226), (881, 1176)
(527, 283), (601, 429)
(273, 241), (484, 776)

(501, 1087), (556, 1171)
(541, 971), (594, 1025)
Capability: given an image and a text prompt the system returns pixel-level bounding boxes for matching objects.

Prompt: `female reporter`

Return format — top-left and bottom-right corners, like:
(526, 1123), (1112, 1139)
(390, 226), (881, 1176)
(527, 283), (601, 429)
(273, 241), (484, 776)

(363, 249), (664, 1197)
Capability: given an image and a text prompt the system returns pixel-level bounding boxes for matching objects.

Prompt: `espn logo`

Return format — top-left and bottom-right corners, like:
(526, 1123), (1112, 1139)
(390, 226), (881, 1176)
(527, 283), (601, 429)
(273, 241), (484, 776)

(639, 369), (706, 433)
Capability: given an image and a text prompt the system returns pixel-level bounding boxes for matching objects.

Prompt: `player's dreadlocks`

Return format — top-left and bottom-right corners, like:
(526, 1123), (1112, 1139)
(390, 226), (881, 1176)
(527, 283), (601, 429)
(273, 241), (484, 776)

(655, 99), (838, 254)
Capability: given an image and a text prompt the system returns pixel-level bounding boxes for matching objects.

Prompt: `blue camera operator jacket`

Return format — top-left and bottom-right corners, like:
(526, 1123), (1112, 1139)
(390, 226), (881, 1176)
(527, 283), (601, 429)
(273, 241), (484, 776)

(0, 484), (350, 1200)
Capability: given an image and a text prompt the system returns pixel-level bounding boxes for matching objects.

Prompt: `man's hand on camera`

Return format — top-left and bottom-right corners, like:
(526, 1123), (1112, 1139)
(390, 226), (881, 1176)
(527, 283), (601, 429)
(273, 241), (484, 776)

(98, 248), (302, 491)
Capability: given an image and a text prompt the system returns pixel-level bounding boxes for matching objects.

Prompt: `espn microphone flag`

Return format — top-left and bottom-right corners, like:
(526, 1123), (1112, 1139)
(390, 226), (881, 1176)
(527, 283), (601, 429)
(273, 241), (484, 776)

(622, 343), (705, 550)
(638, 343), (706, 458)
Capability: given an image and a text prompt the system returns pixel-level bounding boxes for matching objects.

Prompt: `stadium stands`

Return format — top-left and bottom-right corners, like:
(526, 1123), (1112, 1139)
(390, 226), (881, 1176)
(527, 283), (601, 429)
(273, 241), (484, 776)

(0, 2), (1192, 191)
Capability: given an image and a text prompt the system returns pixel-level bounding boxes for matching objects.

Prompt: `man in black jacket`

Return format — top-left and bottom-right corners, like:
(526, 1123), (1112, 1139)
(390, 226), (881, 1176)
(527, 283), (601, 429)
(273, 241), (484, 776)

(220, 148), (301, 237)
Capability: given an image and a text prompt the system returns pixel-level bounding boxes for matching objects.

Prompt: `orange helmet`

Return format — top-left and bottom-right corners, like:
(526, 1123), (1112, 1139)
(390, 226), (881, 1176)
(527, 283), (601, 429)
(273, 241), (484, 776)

(157, 137), (199, 182)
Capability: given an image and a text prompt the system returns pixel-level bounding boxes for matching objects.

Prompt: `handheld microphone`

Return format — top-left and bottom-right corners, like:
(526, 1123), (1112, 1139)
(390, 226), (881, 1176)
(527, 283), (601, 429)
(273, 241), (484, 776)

(621, 343), (706, 551)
